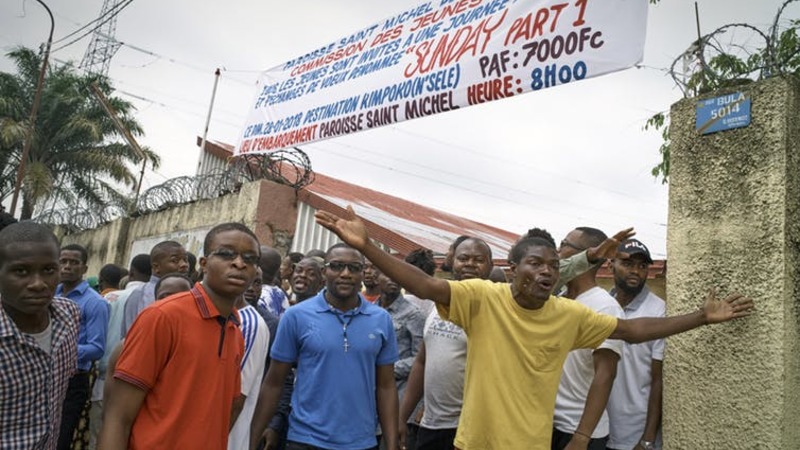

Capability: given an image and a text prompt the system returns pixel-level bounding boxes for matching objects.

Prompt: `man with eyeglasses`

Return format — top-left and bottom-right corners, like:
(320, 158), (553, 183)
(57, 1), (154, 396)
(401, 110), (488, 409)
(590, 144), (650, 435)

(551, 227), (625, 450)
(606, 240), (665, 450)
(99, 223), (259, 450)
(250, 243), (400, 450)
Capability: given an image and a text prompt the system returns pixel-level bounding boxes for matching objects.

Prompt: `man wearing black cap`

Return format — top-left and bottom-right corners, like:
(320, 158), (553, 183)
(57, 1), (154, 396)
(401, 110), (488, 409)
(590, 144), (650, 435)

(607, 239), (664, 450)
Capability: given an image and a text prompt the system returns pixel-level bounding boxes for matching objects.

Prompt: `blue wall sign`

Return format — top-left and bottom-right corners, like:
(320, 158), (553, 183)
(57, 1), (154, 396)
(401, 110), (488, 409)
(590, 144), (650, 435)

(696, 92), (751, 135)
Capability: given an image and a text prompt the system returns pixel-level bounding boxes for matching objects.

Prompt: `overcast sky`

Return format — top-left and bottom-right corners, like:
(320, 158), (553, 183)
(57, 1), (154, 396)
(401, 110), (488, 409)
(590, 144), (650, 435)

(1, 0), (789, 257)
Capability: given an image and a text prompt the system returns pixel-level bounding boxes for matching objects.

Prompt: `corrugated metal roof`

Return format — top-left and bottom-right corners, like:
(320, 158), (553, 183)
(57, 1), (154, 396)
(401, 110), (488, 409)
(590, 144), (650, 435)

(195, 139), (667, 277)
(199, 139), (518, 260)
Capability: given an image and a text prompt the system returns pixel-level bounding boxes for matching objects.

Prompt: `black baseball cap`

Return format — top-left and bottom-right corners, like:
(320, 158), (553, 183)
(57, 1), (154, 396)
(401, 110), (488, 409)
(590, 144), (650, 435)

(617, 239), (653, 264)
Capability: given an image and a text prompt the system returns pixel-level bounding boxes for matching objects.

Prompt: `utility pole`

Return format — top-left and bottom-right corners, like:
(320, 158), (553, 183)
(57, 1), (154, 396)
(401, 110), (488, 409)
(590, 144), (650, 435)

(197, 68), (221, 176)
(89, 82), (148, 209)
(10, 0), (54, 219)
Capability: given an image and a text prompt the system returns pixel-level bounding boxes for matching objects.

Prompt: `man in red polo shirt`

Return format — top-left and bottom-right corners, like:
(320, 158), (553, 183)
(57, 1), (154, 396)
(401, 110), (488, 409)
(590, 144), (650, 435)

(98, 223), (260, 449)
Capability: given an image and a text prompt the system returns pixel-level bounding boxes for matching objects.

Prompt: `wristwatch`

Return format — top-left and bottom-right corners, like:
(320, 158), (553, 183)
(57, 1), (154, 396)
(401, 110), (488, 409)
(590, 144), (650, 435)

(639, 440), (655, 450)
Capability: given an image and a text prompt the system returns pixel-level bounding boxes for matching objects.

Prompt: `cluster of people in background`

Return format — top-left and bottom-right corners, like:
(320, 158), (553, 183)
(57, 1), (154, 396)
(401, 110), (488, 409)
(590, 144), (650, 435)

(0, 206), (754, 450)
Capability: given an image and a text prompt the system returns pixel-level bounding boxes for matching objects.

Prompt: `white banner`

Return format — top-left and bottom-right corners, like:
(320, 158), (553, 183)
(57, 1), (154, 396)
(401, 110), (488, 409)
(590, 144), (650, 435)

(236, 0), (648, 155)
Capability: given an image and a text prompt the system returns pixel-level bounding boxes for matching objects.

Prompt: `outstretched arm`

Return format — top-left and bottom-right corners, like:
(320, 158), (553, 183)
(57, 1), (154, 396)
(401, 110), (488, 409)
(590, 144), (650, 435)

(316, 206), (451, 305)
(610, 290), (754, 343)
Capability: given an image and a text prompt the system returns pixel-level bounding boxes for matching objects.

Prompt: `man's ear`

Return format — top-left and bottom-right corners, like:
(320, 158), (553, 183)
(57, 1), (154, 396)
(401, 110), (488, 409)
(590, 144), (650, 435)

(198, 257), (208, 274)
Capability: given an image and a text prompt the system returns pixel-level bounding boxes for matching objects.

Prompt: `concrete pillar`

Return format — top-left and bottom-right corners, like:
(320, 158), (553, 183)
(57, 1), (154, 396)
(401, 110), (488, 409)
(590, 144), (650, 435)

(665, 76), (800, 449)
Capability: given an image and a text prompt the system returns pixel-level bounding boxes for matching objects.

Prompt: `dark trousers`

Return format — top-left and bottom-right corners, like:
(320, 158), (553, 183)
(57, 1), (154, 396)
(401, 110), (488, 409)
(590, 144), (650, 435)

(285, 440), (378, 450)
(415, 426), (457, 450)
(551, 428), (608, 450)
(57, 371), (90, 450)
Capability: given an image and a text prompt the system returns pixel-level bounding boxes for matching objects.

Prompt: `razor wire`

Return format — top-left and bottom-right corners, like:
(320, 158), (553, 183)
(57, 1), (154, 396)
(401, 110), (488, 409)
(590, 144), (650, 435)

(669, 0), (799, 97)
(34, 148), (314, 232)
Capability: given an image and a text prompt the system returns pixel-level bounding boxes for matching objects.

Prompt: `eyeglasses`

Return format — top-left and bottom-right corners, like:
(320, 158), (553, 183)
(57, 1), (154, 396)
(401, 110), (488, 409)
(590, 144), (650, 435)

(209, 248), (260, 266)
(325, 261), (364, 273)
(559, 240), (586, 252)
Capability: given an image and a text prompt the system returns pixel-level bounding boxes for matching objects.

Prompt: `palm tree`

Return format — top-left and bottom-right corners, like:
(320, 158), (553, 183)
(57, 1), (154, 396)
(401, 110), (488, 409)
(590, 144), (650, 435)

(0, 46), (159, 220)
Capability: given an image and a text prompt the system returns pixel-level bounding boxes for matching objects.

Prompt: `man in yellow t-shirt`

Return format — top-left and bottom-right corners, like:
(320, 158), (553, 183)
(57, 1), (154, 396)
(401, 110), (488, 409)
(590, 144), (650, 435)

(315, 206), (755, 450)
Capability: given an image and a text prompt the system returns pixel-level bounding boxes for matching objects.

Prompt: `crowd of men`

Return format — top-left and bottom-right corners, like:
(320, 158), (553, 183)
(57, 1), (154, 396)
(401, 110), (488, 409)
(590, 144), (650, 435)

(0, 207), (754, 450)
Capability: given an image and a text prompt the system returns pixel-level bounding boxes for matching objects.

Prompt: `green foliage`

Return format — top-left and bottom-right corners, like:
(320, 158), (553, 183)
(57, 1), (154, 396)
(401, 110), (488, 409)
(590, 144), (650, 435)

(644, 112), (669, 184)
(0, 47), (159, 219)
(647, 8), (800, 183)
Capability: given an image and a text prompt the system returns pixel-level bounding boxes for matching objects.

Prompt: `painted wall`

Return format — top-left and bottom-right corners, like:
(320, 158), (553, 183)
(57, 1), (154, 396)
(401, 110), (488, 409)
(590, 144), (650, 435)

(665, 76), (799, 449)
(59, 179), (299, 276)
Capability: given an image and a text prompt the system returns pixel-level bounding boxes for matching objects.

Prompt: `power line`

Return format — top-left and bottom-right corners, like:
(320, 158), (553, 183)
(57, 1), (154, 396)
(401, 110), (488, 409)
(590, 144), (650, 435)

(51, 0), (133, 52)
(301, 140), (667, 244)
(316, 138), (666, 227)
(52, 0), (130, 43)
(387, 126), (668, 208)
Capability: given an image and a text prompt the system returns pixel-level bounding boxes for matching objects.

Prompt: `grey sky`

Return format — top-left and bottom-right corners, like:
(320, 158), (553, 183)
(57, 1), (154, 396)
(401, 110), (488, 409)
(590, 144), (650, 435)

(0, 0), (789, 257)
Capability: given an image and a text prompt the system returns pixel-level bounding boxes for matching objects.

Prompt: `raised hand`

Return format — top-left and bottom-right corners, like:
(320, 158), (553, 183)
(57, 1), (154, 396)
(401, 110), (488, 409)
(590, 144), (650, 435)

(702, 289), (755, 324)
(315, 205), (370, 250)
(587, 227), (635, 261)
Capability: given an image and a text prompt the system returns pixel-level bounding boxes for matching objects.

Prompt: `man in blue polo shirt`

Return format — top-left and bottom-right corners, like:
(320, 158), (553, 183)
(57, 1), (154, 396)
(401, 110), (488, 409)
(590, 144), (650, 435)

(55, 243), (110, 449)
(249, 243), (400, 450)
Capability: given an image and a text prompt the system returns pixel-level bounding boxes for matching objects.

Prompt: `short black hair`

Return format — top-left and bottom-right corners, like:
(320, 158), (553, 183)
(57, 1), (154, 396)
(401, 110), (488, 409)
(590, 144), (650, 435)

(150, 241), (184, 262)
(522, 227), (556, 248)
(130, 254), (152, 277)
(154, 272), (193, 298)
(575, 227), (607, 248)
(325, 243), (364, 262)
(99, 264), (126, 288)
(288, 252), (305, 263)
(0, 211), (18, 233)
(61, 243), (88, 264)
(259, 246), (283, 281)
(405, 248), (436, 276)
(186, 251), (197, 271)
(203, 223), (259, 256)
(442, 235), (472, 272)
(0, 221), (59, 269)
(508, 236), (556, 264)
(305, 249), (326, 259)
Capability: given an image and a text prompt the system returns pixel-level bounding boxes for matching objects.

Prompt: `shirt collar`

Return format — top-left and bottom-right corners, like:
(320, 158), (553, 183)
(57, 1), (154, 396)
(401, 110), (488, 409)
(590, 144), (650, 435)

(192, 283), (241, 326)
(611, 285), (651, 312)
(55, 280), (90, 297)
(380, 294), (407, 312)
(312, 289), (373, 315)
(0, 297), (75, 342)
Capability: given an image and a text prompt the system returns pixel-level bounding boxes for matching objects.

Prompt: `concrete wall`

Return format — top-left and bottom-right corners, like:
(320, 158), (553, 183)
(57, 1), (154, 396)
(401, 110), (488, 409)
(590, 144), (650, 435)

(665, 76), (799, 449)
(59, 179), (299, 275)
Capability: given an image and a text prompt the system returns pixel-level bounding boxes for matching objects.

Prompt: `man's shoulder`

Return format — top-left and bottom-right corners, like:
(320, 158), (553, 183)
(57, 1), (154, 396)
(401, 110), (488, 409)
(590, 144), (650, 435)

(239, 305), (267, 327)
(52, 297), (81, 325)
(262, 284), (287, 298)
(640, 288), (666, 311)
(578, 287), (624, 316)
(143, 291), (196, 316)
(394, 295), (421, 313)
(84, 287), (108, 304)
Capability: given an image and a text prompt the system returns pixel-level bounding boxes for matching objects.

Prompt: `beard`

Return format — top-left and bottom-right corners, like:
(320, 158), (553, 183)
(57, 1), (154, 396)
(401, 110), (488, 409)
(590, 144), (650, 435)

(614, 276), (645, 297)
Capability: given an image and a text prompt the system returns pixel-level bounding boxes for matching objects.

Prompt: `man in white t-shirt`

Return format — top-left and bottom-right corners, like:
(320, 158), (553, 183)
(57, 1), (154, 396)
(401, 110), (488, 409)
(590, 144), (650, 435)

(229, 269), (270, 450)
(607, 239), (666, 450)
(552, 227), (625, 450)
(398, 237), (493, 450)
